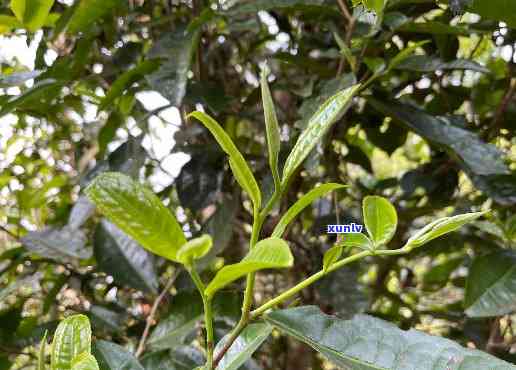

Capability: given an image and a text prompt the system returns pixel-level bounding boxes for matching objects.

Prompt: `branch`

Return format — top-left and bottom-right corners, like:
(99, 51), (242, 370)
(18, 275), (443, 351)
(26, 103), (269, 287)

(135, 270), (179, 358)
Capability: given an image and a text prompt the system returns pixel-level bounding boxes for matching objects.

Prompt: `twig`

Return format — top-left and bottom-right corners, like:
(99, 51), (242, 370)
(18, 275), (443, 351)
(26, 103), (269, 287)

(0, 224), (18, 240)
(135, 270), (179, 358)
(488, 77), (516, 140)
(336, 0), (352, 22)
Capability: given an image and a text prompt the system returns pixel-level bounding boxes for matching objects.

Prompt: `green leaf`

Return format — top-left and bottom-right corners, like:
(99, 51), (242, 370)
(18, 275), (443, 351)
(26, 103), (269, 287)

(146, 24), (200, 107)
(470, 0), (516, 27)
(38, 331), (47, 370)
(93, 341), (144, 370)
(465, 251), (516, 318)
(99, 60), (160, 111)
(10, 0), (55, 31)
(176, 235), (213, 265)
(66, 0), (123, 34)
(395, 55), (489, 73)
(71, 353), (99, 370)
(20, 226), (91, 262)
(0, 15), (23, 33)
(147, 292), (203, 351)
(67, 196), (95, 230)
(205, 237), (293, 298)
(338, 233), (374, 250)
(266, 306), (516, 370)
(215, 323), (272, 370)
(94, 219), (158, 294)
(272, 183), (346, 238)
(405, 211), (487, 249)
(188, 111), (261, 211)
(281, 84), (360, 187)
(50, 315), (91, 370)
(0, 79), (61, 117)
(0, 70), (42, 87)
(387, 40), (429, 72)
(85, 172), (187, 262)
(260, 64), (281, 191)
(362, 196), (397, 247)
(322, 246), (343, 273)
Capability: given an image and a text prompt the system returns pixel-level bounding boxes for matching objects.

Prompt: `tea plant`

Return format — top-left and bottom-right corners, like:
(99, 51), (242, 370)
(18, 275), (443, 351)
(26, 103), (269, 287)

(65, 73), (491, 370)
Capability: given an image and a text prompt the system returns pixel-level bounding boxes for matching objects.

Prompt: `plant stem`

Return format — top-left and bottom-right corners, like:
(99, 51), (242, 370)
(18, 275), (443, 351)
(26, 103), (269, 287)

(189, 267), (215, 369)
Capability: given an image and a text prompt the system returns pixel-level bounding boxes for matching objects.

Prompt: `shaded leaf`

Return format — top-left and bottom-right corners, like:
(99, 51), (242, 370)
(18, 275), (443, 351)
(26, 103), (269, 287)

(465, 251), (516, 317)
(205, 238), (293, 298)
(215, 323), (272, 370)
(0, 79), (61, 117)
(67, 0), (123, 34)
(67, 196), (95, 230)
(140, 346), (204, 370)
(272, 183), (346, 238)
(86, 172), (186, 262)
(395, 55), (489, 73)
(94, 219), (158, 293)
(93, 341), (144, 370)
(266, 306), (516, 369)
(469, 0), (516, 27)
(88, 305), (125, 334)
(50, 315), (91, 370)
(21, 226), (91, 263)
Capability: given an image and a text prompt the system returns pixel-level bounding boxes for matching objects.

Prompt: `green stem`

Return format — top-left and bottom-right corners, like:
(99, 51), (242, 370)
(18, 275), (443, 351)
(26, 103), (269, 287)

(251, 248), (409, 318)
(188, 267), (215, 369)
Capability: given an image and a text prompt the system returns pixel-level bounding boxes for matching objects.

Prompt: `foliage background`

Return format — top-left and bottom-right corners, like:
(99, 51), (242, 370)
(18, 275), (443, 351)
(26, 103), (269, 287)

(1, 0), (516, 368)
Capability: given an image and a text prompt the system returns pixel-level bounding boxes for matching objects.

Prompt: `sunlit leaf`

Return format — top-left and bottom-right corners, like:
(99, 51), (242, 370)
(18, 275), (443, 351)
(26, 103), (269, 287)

(177, 234), (213, 265)
(71, 353), (99, 370)
(362, 196), (397, 247)
(50, 315), (91, 370)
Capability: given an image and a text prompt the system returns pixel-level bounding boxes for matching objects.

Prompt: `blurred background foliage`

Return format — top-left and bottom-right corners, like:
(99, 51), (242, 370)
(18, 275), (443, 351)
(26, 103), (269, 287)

(1, 0), (516, 368)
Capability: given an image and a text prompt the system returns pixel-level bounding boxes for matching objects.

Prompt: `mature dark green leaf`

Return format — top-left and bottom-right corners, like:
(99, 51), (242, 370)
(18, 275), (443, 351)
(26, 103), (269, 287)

(146, 25), (200, 106)
(88, 305), (125, 334)
(67, 0), (124, 34)
(282, 84), (360, 186)
(99, 60), (160, 111)
(215, 323), (272, 370)
(188, 111), (261, 211)
(225, 0), (333, 16)
(205, 238), (293, 298)
(465, 251), (516, 317)
(94, 219), (158, 293)
(147, 291), (203, 351)
(93, 341), (144, 370)
(10, 0), (55, 31)
(395, 55), (489, 73)
(67, 196), (95, 230)
(50, 315), (91, 370)
(266, 306), (516, 369)
(86, 172), (186, 262)
(21, 226), (91, 263)
(140, 346), (204, 370)
(469, 0), (516, 27)
(272, 183), (346, 237)
(368, 98), (509, 176)
(363, 196), (397, 247)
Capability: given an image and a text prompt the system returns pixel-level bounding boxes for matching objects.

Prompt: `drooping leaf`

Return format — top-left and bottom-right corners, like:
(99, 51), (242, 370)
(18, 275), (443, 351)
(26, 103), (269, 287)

(94, 219), (158, 293)
(85, 172), (187, 262)
(99, 60), (160, 111)
(205, 238), (293, 298)
(10, 0), (55, 31)
(71, 353), (100, 370)
(50, 315), (91, 370)
(260, 64), (281, 190)
(405, 211), (487, 249)
(215, 323), (272, 370)
(266, 306), (516, 369)
(21, 227), (91, 263)
(465, 251), (516, 318)
(282, 84), (360, 186)
(66, 0), (124, 34)
(362, 196), (397, 247)
(93, 341), (144, 370)
(176, 235), (213, 266)
(272, 183), (346, 237)
(146, 25), (200, 107)
(395, 55), (489, 73)
(188, 111), (261, 211)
